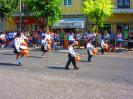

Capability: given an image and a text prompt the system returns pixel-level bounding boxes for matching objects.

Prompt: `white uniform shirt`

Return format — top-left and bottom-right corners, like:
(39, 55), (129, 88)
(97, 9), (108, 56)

(0, 34), (6, 40)
(86, 42), (94, 51)
(87, 42), (94, 55)
(41, 38), (47, 46)
(46, 34), (51, 40)
(69, 34), (75, 41)
(101, 40), (105, 48)
(14, 37), (22, 52)
(68, 45), (77, 57)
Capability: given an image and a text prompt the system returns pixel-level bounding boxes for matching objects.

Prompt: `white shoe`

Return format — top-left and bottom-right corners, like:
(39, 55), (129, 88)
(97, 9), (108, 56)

(42, 55), (46, 58)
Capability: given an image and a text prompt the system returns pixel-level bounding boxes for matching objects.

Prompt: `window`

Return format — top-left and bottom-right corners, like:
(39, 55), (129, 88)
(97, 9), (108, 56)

(64, 0), (72, 6)
(117, 0), (130, 8)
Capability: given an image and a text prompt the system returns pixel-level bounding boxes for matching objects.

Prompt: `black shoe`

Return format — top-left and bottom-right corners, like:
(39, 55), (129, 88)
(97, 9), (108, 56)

(74, 67), (79, 70)
(88, 60), (92, 62)
(65, 67), (70, 70)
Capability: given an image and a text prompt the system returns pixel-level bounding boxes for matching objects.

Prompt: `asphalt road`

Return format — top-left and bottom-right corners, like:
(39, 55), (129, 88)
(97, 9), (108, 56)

(0, 48), (133, 99)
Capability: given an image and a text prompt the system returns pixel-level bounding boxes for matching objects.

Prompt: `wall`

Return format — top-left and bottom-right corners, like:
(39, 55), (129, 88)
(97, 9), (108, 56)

(62, 0), (82, 14)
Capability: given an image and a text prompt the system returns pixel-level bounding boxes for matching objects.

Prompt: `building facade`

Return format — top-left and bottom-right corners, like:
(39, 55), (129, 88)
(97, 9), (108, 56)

(87, 0), (133, 38)
(62, 0), (133, 35)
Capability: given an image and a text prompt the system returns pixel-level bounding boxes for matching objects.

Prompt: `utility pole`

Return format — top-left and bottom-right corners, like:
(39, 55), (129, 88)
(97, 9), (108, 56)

(19, 0), (22, 33)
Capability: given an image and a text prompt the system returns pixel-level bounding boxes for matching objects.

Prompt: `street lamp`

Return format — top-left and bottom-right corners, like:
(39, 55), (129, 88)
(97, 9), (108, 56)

(19, 0), (22, 33)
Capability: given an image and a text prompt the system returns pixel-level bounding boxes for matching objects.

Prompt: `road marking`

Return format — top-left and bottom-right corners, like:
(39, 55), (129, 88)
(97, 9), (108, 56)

(0, 50), (12, 52)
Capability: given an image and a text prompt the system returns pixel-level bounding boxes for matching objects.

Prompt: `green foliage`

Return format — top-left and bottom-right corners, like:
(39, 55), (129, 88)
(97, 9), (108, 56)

(0, 0), (18, 19)
(83, 0), (113, 30)
(23, 0), (62, 26)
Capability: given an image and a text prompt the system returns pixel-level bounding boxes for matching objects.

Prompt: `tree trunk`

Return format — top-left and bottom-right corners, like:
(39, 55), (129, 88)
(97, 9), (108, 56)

(96, 19), (99, 33)
(36, 18), (39, 31)
(86, 16), (89, 31)
(45, 17), (49, 32)
(95, 18), (99, 48)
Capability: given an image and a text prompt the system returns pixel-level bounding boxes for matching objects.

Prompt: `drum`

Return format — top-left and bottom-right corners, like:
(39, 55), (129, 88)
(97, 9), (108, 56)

(47, 44), (51, 51)
(75, 54), (80, 62)
(20, 41), (29, 56)
(104, 44), (109, 52)
(74, 41), (78, 46)
(21, 49), (29, 56)
(92, 48), (97, 55)
(47, 40), (52, 45)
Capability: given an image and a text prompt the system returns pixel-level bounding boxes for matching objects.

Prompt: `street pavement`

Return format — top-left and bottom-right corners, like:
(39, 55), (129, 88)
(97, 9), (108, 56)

(0, 48), (133, 99)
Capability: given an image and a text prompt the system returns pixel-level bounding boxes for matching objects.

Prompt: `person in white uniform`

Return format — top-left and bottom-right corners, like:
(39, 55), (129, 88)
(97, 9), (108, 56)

(86, 39), (94, 62)
(40, 36), (48, 57)
(65, 41), (79, 70)
(14, 33), (23, 66)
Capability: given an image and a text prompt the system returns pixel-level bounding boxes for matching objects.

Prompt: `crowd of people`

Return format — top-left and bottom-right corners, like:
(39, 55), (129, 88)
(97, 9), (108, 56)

(0, 30), (133, 67)
(0, 30), (133, 50)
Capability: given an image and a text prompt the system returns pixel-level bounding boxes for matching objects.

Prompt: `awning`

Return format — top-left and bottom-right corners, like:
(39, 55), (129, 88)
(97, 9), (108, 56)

(52, 18), (85, 29)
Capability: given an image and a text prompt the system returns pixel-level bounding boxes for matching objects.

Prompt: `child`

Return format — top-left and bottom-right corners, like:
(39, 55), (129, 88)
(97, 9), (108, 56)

(86, 39), (94, 62)
(14, 33), (23, 66)
(19, 37), (29, 65)
(101, 39), (105, 54)
(65, 41), (79, 70)
(41, 36), (48, 57)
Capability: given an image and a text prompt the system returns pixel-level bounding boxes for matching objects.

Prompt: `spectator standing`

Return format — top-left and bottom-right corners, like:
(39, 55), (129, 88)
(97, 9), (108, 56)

(76, 31), (83, 49)
(60, 30), (65, 47)
(68, 32), (75, 43)
(83, 31), (88, 49)
(0, 32), (6, 47)
(109, 30), (116, 51)
(116, 31), (123, 50)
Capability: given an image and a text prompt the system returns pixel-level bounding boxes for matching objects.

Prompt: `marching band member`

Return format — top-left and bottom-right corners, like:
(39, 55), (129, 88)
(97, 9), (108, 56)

(19, 37), (29, 64)
(101, 39), (109, 54)
(45, 31), (52, 51)
(101, 39), (105, 54)
(86, 39), (94, 62)
(65, 41), (79, 70)
(40, 36), (48, 57)
(14, 33), (23, 66)
(14, 32), (29, 66)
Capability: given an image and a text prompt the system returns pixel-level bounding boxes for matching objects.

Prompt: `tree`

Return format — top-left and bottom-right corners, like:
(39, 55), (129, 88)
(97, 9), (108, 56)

(0, 0), (18, 31)
(23, 0), (62, 31)
(83, 0), (113, 32)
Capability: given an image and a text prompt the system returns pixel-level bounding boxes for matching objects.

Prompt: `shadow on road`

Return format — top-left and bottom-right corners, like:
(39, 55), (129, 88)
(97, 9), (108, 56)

(2, 53), (15, 55)
(80, 60), (88, 62)
(28, 56), (43, 58)
(48, 66), (65, 70)
(0, 63), (16, 66)
(114, 50), (126, 53)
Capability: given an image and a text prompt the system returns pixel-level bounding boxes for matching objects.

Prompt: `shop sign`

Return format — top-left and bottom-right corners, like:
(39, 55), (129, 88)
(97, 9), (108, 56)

(14, 17), (45, 25)
(52, 18), (85, 28)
